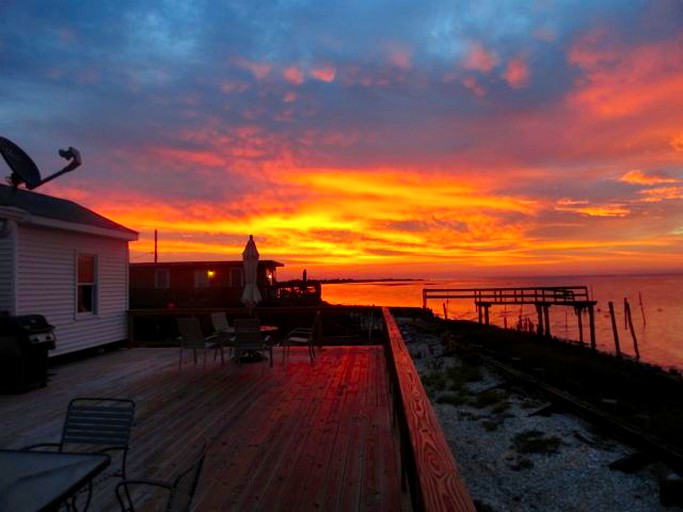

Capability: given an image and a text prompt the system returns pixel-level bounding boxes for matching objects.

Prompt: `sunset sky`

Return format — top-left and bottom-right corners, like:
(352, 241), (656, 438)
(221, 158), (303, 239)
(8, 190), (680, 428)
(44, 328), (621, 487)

(1, 1), (682, 279)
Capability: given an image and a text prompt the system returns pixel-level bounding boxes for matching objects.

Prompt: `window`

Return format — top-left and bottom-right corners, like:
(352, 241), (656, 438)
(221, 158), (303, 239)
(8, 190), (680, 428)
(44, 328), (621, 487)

(77, 254), (97, 314)
(155, 268), (170, 289)
(230, 268), (243, 288)
(194, 270), (210, 289)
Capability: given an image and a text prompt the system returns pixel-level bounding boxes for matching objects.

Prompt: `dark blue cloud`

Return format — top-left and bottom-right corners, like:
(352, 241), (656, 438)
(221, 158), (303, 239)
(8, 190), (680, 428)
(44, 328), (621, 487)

(1, 0), (681, 190)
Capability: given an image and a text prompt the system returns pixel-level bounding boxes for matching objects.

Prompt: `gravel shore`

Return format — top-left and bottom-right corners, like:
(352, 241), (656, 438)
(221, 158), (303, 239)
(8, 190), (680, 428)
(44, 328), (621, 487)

(396, 316), (683, 512)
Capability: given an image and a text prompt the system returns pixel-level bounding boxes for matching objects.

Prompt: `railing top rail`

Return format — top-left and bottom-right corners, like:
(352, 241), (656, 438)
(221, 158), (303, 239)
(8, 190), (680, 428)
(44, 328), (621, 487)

(382, 307), (476, 511)
(424, 286), (589, 293)
(422, 286), (593, 305)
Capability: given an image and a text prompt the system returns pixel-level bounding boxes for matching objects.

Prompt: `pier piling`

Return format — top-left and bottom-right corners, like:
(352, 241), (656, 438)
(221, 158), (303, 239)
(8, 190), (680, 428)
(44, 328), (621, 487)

(608, 301), (621, 357)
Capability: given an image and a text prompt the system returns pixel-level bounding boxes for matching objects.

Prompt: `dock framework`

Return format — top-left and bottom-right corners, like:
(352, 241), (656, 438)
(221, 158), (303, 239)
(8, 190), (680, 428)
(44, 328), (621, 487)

(423, 286), (599, 348)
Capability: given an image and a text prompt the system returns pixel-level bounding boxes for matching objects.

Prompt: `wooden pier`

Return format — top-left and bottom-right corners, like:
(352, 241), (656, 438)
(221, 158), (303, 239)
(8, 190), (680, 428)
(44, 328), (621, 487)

(423, 286), (598, 348)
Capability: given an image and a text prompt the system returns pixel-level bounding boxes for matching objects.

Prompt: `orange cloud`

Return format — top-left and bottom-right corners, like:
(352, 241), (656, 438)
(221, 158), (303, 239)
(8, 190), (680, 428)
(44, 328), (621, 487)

(311, 65), (336, 83)
(287, 169), (538, 215)
(234, 57), (272, 80)
(638, 186), (683, 202)
(54, 149), (681, 277)
(283, 66), (305, 85)
(151, 147), (225, 167)
(389, 49), (412, 70)
(463, 42), (499, 73)
(671, 133), (683, 152)
(503, 58), (530, 88)
(619, 170), (680, 186)
(283, 91), (298, 103)
(556, 199), (630, 217)
(568, 30), (683, 118)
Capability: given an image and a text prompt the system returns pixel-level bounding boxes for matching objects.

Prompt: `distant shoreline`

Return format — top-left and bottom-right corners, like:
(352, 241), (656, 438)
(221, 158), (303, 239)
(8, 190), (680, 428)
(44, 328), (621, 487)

(319, 278), (424, 284)
(315, 271), (683, 284)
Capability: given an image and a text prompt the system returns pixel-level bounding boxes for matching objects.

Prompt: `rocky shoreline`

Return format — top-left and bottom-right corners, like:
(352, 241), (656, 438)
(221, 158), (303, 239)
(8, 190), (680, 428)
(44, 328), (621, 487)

(395, 315), (683, 512)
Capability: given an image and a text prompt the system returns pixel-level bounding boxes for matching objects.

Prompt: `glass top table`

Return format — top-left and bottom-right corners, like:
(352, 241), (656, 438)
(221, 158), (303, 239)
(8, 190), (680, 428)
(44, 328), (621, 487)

(0, 449), (110, 511)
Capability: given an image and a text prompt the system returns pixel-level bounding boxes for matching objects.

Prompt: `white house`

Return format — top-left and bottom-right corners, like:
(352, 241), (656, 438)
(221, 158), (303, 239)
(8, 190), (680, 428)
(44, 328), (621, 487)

(0, 184), (138, 356)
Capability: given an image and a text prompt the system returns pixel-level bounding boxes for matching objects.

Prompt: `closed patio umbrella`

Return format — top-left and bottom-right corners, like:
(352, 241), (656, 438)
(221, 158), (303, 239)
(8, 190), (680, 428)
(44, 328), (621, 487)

(241, 235), (262, 313)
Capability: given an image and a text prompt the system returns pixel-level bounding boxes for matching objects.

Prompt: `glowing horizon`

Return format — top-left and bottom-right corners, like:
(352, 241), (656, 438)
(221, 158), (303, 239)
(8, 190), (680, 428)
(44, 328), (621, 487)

(2, 1), (681, 280)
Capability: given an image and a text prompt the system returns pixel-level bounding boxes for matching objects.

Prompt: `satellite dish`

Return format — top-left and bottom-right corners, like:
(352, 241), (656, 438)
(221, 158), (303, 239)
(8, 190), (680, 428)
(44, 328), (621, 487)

(0, 137), (42, 189)
(0, 136), (82, 190)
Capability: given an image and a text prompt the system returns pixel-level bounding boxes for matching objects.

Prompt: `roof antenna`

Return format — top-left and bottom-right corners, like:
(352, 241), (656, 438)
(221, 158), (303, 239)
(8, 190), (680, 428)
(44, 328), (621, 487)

(0, 136), (82, 190)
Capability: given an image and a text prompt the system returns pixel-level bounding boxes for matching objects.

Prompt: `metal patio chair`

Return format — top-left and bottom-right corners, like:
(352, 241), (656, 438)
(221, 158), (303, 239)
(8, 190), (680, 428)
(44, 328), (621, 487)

(115, 441), (209, 512)
(283, 310), (321, 363)
(176, 317), (224, 369)
(233, 318), (273, 367)
(210, 312), (234, 358)
(23, 397), (136, 510)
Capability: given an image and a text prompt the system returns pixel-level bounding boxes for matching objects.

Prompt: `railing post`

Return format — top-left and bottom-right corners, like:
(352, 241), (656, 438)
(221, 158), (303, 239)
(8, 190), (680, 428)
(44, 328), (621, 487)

(536, 304), (544, 336)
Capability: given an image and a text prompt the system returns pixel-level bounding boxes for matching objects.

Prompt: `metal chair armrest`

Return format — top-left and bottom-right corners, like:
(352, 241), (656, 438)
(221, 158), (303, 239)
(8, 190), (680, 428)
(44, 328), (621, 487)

(115, 478), (173, 511)
(116, 478), (173, 491)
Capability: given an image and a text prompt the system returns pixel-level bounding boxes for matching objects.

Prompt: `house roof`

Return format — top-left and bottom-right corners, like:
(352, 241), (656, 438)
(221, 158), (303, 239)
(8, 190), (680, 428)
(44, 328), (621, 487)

(130, 260), (284, 268)
(0, 184), (138, 240)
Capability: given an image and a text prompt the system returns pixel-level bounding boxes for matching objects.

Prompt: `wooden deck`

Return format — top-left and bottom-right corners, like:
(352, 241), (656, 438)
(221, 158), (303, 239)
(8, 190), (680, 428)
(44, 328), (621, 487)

(0, 345), (405, 511)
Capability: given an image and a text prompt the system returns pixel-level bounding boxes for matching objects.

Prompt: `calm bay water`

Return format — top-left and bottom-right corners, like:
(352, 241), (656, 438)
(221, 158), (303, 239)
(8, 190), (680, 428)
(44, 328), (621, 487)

(322, 273), (683, 372)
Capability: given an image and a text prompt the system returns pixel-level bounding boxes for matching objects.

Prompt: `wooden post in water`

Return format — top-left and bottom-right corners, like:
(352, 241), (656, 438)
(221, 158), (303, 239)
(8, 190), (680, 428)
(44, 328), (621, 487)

(624, 299), (640, 360)
(442, 302), (448, 321)
(608, 301), (621, 357)
(576, 306), (584, 345)
(536, 304), (544, 337)
(543, 305), (551, 338)
(588, 304), (596, 350)
(638, 292), (647, 327)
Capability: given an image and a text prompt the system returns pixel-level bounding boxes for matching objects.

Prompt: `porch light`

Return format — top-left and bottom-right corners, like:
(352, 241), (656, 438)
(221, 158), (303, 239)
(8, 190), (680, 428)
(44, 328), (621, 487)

(207, 270), (216, 279)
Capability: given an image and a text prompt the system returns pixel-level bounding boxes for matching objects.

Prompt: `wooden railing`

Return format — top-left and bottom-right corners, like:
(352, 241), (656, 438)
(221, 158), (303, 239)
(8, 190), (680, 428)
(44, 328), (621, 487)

(382, 307), (476, 511)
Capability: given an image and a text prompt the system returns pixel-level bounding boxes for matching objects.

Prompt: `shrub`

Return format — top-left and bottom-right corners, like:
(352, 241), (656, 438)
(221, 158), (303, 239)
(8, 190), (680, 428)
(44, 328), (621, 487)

(512, 430), (562, 455)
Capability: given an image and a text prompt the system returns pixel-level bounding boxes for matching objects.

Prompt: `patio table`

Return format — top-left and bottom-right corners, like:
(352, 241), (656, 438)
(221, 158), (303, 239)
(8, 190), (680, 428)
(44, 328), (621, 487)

(0, 449), (110, 511)
(229, 325), (278, 362)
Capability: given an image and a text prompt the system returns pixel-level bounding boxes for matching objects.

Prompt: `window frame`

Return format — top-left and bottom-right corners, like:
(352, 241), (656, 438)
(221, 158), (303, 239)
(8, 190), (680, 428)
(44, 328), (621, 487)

(76, 253), (98, 317)
(154, 268), (170, 289)
(193, 270), (210, 289)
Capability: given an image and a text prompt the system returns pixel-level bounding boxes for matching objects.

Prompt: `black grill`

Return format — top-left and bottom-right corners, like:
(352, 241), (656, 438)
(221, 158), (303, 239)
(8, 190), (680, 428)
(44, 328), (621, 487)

(0, 314), (56, 392)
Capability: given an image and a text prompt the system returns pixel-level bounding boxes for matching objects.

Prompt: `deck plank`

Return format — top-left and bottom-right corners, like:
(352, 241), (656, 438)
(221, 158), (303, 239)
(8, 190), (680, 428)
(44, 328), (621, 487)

(0, 345), (404, 511)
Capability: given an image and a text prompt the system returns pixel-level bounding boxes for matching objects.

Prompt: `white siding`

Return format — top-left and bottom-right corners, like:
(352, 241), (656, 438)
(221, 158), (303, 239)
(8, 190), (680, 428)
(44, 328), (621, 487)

(0, 229), (15, 313)
(16, 225), (129, 356)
